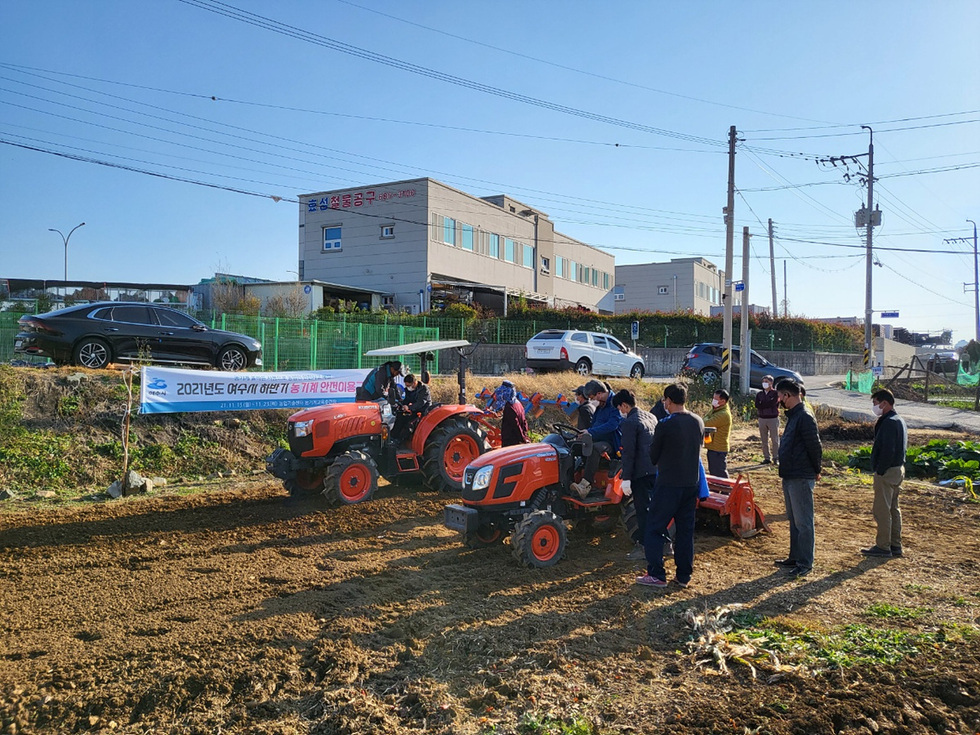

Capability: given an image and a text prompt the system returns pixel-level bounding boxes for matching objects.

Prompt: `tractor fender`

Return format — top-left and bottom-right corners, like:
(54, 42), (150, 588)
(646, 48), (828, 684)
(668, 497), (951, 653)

(410, 405), (487, 455)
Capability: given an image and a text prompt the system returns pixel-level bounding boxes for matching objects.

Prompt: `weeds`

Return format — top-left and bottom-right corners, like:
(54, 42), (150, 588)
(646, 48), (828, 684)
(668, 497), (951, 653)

(864, 603), (932, 620)
(518, 712), (595, 735)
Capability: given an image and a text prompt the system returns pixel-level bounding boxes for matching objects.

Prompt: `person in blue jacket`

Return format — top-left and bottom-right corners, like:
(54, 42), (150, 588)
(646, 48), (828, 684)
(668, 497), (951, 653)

(571, 380), (622, 498)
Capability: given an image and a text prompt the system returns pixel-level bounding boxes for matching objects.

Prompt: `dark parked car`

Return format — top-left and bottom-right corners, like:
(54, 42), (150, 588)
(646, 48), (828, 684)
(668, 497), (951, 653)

(680, 342), (802, 389)
(14, 302), (263, 371)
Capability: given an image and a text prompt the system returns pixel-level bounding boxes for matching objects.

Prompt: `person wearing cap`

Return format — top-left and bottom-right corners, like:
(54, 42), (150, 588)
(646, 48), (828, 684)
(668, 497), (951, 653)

(356, 360), (402, 406)
(570, 385), (595, 431)
(702, 389), (732, 478)
(571, 379), (622, 498)
(391, 373), (431, 445)
(755, 374), (780, 465)
(491, 380), (529, 447)
(612, 389), (658, 561)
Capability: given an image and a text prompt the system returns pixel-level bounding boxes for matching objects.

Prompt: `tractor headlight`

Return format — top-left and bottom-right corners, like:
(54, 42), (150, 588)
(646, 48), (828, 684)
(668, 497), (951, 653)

(381, 403), (393, 419)
(292, 419), (314, 437)
(472, 465), (493, 490)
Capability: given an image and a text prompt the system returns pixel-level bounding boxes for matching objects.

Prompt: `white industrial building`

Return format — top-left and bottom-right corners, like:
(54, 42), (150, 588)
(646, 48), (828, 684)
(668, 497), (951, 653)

(614, 257), (726, 315)
(299, 178), (616, 314)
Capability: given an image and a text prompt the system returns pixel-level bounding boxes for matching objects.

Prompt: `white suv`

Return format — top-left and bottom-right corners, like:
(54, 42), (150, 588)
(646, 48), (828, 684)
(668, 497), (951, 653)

(525, 330), (645, 378)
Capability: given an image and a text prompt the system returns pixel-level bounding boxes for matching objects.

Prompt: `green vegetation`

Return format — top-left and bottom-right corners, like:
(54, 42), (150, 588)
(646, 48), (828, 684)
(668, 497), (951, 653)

(517, 713), (596, 735)
(865, 603), (932, 620)
(848, 439), (980, 484)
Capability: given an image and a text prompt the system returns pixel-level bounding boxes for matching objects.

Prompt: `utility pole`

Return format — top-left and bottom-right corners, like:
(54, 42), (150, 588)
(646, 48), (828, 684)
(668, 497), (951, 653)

(768, 219), (777, 316)
(945, 219), (979, 342)
(740, 227), (752, 395)
(722, 125), (737, 392)
(783, 260), (787, 317)
(862, 125), (876, 371)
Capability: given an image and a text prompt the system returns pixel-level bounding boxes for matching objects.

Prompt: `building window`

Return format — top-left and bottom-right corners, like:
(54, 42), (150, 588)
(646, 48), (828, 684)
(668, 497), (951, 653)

(541, 256), (550, 274)
(591, 269), (598, 287)
(443, 217), (456, 246)
(614, 286), (625, 302)
(461, 223), (474, 251)
(380, 224), (394, 239)
(659, 285), (669, 295)
(582, 266), (590, 284)
(522, 243), (534, 268)
(382, 295), (395, 306)
(504, 238), (516, 263)
(603, 272), (610, 289)
(569, 260), (577, 281)
(488, 233), (499, 258)
(323, 225), (342, 252)
(556, 256), (565, 278)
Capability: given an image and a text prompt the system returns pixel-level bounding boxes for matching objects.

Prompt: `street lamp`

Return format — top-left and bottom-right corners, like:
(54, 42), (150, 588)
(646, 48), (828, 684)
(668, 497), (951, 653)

(49, 222), (86, 282)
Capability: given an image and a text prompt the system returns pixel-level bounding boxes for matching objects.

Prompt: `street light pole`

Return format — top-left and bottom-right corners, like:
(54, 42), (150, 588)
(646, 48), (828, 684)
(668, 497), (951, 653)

(49, 222), (86, 282)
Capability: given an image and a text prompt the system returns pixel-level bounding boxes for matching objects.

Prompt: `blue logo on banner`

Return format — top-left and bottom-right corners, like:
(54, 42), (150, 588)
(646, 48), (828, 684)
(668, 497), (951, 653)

(147, 377), (168, 390)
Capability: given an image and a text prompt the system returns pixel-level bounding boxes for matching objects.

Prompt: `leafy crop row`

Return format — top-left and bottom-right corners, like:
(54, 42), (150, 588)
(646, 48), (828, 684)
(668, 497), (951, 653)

(848, 439), (980, 482)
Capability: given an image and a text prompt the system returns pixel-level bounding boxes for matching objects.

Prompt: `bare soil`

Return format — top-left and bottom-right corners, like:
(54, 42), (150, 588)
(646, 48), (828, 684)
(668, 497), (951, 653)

(2, 422), (980, 735)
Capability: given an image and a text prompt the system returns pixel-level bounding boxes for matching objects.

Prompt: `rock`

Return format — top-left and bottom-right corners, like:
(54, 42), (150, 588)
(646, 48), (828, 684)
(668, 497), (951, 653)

(107, 481), (123, 499)
(142, 479), (154, 494)
(0, 489), (16, 501)
(150, 477), (167, 487)
(35, 490), (56, 499)
(225, 418), (242, 428)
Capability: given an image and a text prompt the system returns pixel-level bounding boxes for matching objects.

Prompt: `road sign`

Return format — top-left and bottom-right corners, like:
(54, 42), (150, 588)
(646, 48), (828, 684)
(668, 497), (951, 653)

(734, 282), (745, 292)
(881, 311), (899, 318)
(872, 365), (884, 377)
(303, 285), (312, 294)
(630, 320), (639, 341)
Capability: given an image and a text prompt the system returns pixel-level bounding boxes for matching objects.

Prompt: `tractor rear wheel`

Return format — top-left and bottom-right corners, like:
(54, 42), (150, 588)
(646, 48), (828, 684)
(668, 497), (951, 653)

(464, 520), (505, 548)
(422, 417), (490, 493)
(512, 510), (567, 568)
(620, 496), (642, 544)
(323, 450), (379, 506)
(284, 468), (326, 497)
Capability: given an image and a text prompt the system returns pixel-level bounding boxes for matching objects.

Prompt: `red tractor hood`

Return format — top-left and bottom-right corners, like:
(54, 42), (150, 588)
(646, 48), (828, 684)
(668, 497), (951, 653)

(468, 442), (557, 469)
(288, 402), (381, 423)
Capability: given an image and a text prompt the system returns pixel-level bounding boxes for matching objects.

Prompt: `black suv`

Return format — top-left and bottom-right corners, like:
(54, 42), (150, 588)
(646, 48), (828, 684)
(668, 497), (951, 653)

(14, 302), (263, 371)
(680, 343), (803, 389)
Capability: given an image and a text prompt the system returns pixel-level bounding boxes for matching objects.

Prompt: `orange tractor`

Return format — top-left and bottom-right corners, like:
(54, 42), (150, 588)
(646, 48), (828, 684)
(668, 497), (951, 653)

(444, 424), (769, 568)
(266, 340), (500, 505)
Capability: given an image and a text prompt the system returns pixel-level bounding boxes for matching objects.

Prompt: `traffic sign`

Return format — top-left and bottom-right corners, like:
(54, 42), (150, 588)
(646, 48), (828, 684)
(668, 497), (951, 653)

(630, 320), (639, 341)
(880, 311), (899, 318)
(734, 282), (745, 292)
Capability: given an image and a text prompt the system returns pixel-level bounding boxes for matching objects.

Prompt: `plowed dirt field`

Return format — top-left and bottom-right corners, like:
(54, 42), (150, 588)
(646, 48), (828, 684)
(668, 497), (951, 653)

(2, 433), (980, 734)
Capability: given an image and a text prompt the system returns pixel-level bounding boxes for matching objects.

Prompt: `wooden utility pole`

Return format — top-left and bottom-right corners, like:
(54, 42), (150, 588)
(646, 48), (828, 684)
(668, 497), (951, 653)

(768, 218), (777, 316)
(722, 125), (737, 391)
(783, 260), (788, 317)
(862, 125), (876, 371)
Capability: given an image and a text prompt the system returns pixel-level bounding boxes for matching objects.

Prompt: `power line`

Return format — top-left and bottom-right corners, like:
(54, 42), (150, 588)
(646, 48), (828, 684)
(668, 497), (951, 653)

(742, 109), (980, 133)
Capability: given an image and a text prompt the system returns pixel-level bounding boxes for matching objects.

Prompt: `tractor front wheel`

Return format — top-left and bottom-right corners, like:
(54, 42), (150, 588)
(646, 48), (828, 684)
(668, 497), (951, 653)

(512, 510), (567, 568)
(323, 450), (379, 506)
(422, 417), (490, 493)
(284, 468), (326, 497)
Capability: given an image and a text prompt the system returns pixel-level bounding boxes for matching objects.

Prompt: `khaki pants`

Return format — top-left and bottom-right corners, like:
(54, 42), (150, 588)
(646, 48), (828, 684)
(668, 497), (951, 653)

(758, 417), (780, 461)
(873, 466), (904, 550)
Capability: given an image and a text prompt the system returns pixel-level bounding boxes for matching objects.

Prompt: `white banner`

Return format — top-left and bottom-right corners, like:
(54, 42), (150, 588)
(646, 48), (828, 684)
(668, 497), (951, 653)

(140, 366), (371, 414)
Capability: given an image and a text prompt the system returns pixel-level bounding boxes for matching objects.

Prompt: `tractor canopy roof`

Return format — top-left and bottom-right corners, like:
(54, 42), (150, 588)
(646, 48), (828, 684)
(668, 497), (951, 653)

(365, 340), (470, 356)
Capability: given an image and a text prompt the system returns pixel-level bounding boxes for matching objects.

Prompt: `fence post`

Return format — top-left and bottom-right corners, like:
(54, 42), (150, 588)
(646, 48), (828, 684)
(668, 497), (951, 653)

(310, 320), (319, 370)
(221, 313), (226, 331)
(460, 318), (465, 340)
(274, 318), (280, 371)
(399, 325), (405, 348)
(496, 318), (501, 344)
(357, 323), (363, 369)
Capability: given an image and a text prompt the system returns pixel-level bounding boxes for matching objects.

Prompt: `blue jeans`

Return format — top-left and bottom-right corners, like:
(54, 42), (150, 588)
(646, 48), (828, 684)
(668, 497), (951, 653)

(645, 482), (699, 584)
(631, 473), (657, 544)
(782, 478), (815, 570)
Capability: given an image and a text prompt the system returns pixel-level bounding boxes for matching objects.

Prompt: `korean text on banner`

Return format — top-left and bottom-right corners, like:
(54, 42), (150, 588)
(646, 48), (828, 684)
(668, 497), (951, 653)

(140, 366), (371, 414)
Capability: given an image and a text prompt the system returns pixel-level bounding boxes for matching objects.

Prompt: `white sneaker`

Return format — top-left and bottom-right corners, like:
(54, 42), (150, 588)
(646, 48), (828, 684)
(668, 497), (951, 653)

(570, 479), (592, 498)
(626, 544), (645, 561)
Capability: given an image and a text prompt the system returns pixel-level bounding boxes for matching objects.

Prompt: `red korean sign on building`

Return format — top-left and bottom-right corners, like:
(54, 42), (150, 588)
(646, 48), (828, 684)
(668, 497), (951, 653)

(306, 188), (417, 213)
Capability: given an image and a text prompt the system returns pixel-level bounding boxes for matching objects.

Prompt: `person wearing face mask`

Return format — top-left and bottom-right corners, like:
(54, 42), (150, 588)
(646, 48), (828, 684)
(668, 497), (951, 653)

(611, 389), (658, 560)
(861, 389), (907, 558)
(755, 375), (780, 465)
(775, 380), (822, 578)
(570, 380), (622, 498)
(702, 389), (732, 478)
(570, 385), (595, 431)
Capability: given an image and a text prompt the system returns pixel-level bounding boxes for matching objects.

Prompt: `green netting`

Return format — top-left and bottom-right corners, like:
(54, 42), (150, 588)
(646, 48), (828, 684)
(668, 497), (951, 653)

(957, 361), (980, 387)
(845, 369), (876, 394)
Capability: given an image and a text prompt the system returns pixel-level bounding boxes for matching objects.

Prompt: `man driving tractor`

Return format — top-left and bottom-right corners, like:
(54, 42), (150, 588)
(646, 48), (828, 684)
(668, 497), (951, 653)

(570, 380), (622, 499)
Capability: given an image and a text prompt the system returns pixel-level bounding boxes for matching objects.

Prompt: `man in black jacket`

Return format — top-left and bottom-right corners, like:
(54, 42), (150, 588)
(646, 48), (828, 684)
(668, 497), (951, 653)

(391, 373), (431, 444)
(570, 385), (595, 430)
(612, 389), (658, 561)
(637, 383), (703, 589)
(775, 380), (822, 578)
(861, 389), (907, 558)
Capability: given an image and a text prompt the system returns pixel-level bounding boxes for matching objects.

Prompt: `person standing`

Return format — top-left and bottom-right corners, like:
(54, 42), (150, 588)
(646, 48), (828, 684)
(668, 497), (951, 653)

(636, 383), (704, 589)
(861, 389), (908, 558)
(650, 397), (668, 422)
(775, 380), (822, 578)
(356, 360), (402, 405)
(702, 389), (732, 478)
(570, 385), (595, 430)
(612, 389), (658, 561)
(755, 375), (780, 465)
(491, 380), (529, 447)
(571, 380), (622, 498)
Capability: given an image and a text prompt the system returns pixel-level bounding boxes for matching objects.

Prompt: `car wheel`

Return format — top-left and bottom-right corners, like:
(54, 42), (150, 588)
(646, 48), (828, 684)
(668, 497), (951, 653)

(218, 345), (248, 371)
(630, 363), (644, 379)
(699, 368), (721, 385)
(574, 358), (592, 376)
(73, 338), (111, 369)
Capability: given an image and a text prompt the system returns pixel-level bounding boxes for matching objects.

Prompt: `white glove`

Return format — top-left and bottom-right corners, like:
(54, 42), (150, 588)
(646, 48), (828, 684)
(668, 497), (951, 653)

(620, 480), (632, 497)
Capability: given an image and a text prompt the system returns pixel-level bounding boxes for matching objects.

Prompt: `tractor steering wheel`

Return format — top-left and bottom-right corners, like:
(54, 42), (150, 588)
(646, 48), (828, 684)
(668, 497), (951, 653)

(552, 423), (581, 442)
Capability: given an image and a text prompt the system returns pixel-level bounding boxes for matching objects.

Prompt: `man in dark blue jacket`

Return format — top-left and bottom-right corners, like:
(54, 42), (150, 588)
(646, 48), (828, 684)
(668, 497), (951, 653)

(612, 389), (658, 560)
(571, 380), (622, 498)
(861, 389), (908, 558)
(775, 380), (822, 578)
(356, 360), (402, 406)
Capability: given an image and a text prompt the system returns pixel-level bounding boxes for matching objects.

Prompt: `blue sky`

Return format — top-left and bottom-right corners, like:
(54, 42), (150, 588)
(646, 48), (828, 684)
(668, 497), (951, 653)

(1, 1), (978, 342)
